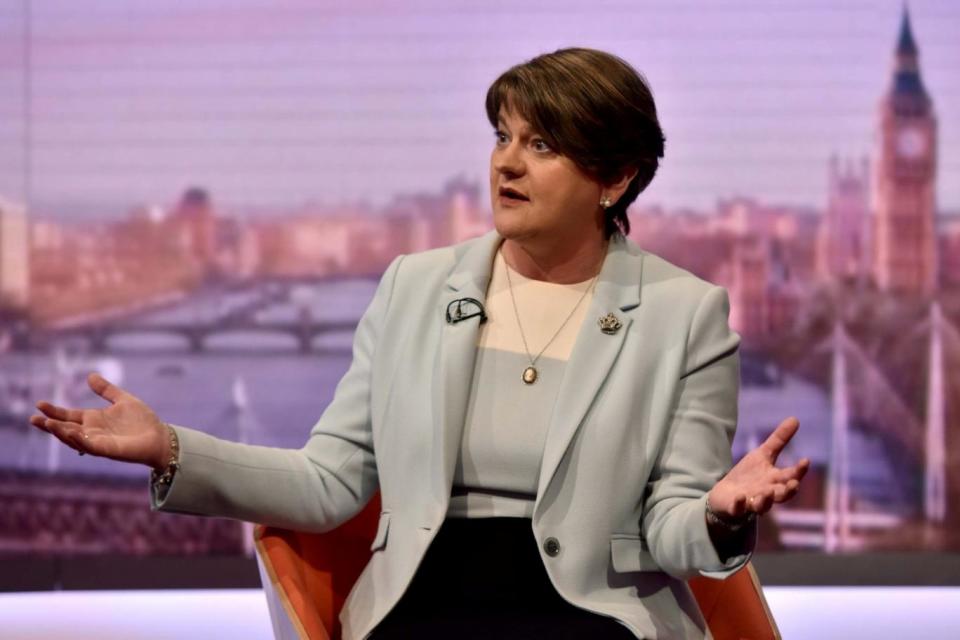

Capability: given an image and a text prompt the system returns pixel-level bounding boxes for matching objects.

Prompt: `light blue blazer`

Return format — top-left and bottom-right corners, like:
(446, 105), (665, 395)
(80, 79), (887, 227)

(155, 230), (753, 639)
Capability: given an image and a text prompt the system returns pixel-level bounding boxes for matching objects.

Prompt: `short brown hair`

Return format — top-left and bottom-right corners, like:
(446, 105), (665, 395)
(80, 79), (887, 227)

(485, 48), (665, 238)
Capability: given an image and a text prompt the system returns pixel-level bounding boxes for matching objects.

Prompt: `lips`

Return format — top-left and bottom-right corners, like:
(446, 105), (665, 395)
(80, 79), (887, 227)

(498, 186), (529, 202)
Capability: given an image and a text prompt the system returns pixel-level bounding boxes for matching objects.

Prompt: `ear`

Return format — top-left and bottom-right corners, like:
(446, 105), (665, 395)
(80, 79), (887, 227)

(602, 168), (639, 207)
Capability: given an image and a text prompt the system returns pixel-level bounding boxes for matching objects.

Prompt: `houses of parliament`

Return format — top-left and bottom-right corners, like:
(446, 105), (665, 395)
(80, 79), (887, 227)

(819, 7), (939, 297)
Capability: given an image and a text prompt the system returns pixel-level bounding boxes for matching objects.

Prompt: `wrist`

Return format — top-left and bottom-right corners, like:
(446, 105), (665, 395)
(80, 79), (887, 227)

(150, 423), (181, 484)
(705, 495), (756, 532)
(152, 434), (171, 471)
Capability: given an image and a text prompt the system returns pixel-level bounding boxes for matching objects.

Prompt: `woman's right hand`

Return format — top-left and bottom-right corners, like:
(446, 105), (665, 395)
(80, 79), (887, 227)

(30, 372), (171, 470)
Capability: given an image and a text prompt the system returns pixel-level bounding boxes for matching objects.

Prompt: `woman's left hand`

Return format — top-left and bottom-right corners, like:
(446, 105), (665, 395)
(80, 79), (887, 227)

(707, 416), (810, 519)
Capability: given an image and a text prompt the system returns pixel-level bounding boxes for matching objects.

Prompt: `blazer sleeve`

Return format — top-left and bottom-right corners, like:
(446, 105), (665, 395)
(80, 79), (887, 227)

(640, 284), (756, 580)
(149, 254), (405, 533)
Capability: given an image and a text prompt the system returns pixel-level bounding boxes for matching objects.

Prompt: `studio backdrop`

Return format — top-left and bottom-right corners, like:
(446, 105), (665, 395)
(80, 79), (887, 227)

(0, 0), (958, 588)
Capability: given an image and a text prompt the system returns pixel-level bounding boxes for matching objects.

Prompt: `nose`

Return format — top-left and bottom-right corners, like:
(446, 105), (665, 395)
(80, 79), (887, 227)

(492, 139), (525, 179)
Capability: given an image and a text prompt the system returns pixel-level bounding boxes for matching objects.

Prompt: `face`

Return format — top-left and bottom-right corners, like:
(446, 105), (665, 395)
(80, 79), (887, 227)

(489, 108), (604, 248)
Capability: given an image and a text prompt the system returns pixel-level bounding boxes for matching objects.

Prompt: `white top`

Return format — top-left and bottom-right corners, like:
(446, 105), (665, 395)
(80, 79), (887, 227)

(448, 250), (596, 518)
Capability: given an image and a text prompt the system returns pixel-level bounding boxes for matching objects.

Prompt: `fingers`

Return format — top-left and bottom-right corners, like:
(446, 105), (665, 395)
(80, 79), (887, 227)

(35, 400), (85, 425)
(64, 428), (91, 455)
(731, 494), (748, 518)
(726, 452), (811, 518)
(28, 414), (50, 433)
(744, 482), (797, 515)
(720, 493), (748, 519)
(30, 415), (75, 438)
(747, 492), (775, 515)
(761, 416), (800, 462)
(772, 479), (800, 502)
(88, 372), (129, 404)
(771, 457), (811, 483)
(29, 414), (93, 455)
(750, 471), (807, 512)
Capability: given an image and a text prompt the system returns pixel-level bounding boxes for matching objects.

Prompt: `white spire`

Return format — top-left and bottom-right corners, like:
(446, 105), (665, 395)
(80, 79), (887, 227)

(46, 346), (70, 473)
(825, 322), (851, 551)
(231, 374), (250, 412)
(925, 301), (946, 522)
(229, 373), (257, 556)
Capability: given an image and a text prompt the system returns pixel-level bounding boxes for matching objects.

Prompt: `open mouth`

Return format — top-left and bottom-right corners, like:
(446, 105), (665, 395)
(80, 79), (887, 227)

(498, 186), (529, 202)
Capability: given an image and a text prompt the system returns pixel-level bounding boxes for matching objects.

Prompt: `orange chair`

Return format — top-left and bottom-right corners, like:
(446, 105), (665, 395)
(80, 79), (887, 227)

(255, 496), (780, 640)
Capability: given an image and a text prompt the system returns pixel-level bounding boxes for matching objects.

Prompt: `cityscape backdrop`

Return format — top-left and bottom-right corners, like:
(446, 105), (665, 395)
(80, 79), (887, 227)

(1, 0), (959, 570)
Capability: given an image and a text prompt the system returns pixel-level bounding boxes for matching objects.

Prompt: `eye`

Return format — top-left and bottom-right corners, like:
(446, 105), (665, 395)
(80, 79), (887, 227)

(531, 138), (552, 153)
(494, 130), (509, 145)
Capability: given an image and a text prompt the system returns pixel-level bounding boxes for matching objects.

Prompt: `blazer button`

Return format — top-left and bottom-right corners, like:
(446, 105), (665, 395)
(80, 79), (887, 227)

(543, 537), (561, 557)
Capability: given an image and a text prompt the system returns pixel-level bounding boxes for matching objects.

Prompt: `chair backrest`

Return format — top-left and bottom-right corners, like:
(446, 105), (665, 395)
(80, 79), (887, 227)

(255, 495), (381, 640)
(255, 495), (779, 640)
(688, 564), (781, 640)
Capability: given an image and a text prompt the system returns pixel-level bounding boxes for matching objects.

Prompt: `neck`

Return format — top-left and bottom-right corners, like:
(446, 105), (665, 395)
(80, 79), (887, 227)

(501, 233), (609, 284)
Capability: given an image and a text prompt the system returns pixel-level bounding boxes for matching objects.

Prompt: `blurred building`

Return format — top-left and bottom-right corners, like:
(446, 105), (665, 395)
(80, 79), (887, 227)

(213, 217), (261, 281)
(345, 215), (393, 275)
(817, 156), (871, 283)
(720, 236), (799, 340)
(447, 178), (490, 244)
(0, 196), (30, 310)
(170, 187), (218, 274)
(715, 198), (819, 282)
(257, 215), (352, 276)
(939, 218), (960, 287)
(727, 238), (769, 337)
(627, 196), (811, 341)
(872, 8), (938, 297)
(383, 211), (432, 259)
(382, 176), (489, 255)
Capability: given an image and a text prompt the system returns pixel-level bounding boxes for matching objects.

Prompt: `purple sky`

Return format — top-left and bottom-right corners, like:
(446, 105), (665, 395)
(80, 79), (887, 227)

(0, 0), (958, 217)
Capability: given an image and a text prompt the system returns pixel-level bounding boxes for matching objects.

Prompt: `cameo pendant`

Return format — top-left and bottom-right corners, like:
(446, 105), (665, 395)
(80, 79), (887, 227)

(522, 366), (538, 385)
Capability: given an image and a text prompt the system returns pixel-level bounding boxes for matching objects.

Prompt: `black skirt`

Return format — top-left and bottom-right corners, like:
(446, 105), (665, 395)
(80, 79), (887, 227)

(370, 517), (637, 639)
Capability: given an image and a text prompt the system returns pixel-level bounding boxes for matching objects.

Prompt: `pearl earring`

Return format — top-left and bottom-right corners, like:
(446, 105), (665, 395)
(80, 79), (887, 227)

(600, 195), (612, 209)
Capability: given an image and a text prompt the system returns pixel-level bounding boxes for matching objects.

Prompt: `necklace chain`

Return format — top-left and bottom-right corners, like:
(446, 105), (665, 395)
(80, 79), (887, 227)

(503, 249), (602, 378)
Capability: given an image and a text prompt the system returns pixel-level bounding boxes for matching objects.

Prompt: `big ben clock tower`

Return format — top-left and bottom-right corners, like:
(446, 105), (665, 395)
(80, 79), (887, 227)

(873, 7), (938, 297)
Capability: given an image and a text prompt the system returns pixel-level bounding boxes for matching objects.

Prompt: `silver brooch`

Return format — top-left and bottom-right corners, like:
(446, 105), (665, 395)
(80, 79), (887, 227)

(597, 313), (622, 335)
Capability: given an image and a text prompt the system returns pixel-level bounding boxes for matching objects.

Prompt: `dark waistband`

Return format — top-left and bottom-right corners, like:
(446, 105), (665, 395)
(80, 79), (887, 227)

(401, 517), (557, 609)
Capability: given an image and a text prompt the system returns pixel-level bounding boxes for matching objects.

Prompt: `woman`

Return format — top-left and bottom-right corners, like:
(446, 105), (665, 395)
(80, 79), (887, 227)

(32, 48), (809, 639)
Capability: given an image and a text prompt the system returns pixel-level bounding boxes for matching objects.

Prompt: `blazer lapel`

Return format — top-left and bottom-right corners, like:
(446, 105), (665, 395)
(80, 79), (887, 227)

(535, 236), (645, 500)
(433, 231), (502, 503)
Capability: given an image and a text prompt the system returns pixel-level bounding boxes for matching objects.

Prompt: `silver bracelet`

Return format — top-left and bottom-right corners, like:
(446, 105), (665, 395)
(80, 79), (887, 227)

(150, 423), (181, 486)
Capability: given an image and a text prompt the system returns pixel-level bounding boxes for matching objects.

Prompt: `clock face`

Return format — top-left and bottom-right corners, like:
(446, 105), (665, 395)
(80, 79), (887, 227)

(897, 127), (926, 159)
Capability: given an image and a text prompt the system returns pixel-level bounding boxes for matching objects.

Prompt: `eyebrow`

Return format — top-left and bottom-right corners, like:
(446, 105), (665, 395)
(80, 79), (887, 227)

(496, 118), (537, 137)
